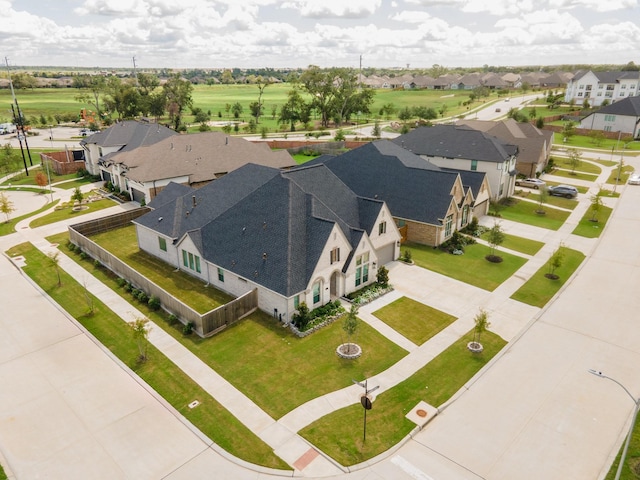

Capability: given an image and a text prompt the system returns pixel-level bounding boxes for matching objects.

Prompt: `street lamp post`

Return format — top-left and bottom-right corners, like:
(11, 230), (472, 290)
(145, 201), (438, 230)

(588, 369), (640, 480)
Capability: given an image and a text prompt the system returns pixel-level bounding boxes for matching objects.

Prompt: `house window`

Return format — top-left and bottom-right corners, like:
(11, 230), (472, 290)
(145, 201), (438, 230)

(461, 205), (469, 226)
(356, 253), (370, 287)
(471, 160), (478, 171)
(313, 282), (321, 304)
(294, 295), (299, 309)
(577, 92), (583, 97)
(621, 84), (627, 89)
(217, 267), (224, 282)
(330, 247), (340, 264)
(182, 249), (202, 274)
(444, 215), (453, 238)
(378, 221), (387, 235)
(605, 115), (616, 122)
(397, 219), (406, 227)
(158, 237), (167, 252)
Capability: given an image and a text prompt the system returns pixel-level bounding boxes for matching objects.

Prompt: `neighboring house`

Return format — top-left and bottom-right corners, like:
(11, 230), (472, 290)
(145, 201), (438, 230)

(456, 73), (483, 90)
(541, 71), (573, 89)
(578, 96), (640, 138)
(80, 120), (177, 176)
(458, 118), (553, 177)
(305, 140), (490, 246)
(133, 163), (401, 323)
(482, 73), (508, 90)
(99, 131), (296, 204)
(565, 70), (640, 107)
(392, 125), (518, 200)
(501, 72), (521, 89)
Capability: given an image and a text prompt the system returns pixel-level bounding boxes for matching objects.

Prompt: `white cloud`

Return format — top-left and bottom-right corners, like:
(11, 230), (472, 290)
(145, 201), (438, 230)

(281, 0), (381, 18)
(389, 10), (434, 24)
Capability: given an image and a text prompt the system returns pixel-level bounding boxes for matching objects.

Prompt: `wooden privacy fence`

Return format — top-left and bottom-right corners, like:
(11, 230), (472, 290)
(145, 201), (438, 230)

(69, 209), (258, 337)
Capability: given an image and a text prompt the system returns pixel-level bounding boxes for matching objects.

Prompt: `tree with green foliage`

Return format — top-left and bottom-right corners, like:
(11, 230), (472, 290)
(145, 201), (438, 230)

(130, 317), (150, 361)
(163, 73), (194, 130)
(104, 77), (140, 119)
(486, 220), (505, 261)
(231, 102), (243, 119)
(547, 244), (564, 279)
(278, 88), (307, 131)
(254, 76), (271, 124)
(536, 186), (548, 214)
(342, 304), (359, 347)
(589, 193), (603, 222)
(136, 73), (161, 116)
(47, 251), (61, 287)
(74, 75), (107, 124)
(567, 148), (582, 175)
(379, 102), (396, 120)
(376, 265), (389, 287)
(470, 309), (490, 351)
(372, 120), (381, 138)
(0, 192), (15, 222)
(71, 186), (84, 205)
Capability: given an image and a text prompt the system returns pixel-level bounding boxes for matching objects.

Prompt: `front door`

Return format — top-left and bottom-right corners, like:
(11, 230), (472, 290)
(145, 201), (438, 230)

(330, 271), (338, 299)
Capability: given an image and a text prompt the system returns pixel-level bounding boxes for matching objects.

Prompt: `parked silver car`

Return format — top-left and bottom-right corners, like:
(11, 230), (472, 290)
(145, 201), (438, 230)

(515, 178), (546, 189)
(548, 184), (578, 198)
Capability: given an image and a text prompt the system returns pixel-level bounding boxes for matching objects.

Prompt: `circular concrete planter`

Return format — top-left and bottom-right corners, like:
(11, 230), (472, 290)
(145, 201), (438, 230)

(467, 341), (484, 353)
(336, 343), (362, 359)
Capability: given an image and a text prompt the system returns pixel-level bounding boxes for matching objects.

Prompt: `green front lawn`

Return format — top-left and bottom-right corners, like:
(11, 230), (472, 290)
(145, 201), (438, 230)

(52, 177), (96, 190)
(89, 224), (233, 313)
(492, 199), (571, 230)
(52, 232), (408, 420)
(514, 190), (578, 210)
(606, 165), (634, 185)
(479, 231), (544, 255)
(554, 158), (602, 175)
(292, 152), (321, 164)
(404, 242), (527, 291)
(548, 168), (599, 182)
(29, 198), (117, 228)
(572, 205), (613, 238)
(6, 241), (289, 470)
(1, 167), (80, 187)
(373, 297), (457, 345)
(544, 180), (590, 194)
(300, 330), (507, 466)
(510, 246), (585, 307)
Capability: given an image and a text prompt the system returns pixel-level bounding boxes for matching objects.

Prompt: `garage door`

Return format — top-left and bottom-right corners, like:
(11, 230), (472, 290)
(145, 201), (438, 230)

(376, 242), (395, 265)
(131, 188), (145, 203)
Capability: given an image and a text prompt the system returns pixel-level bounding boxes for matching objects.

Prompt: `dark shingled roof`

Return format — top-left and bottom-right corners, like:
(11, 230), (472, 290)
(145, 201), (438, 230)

(594, 96), (640, 116)
(134, 163), (385, 297)
(392, 124), (518, 162)
(572, 70), (640, 84)
(80, 120), (177, 160)
(303, 140), (464, 225)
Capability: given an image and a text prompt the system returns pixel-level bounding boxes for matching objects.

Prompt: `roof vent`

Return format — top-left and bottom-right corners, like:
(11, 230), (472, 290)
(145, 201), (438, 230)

(263, 221), (267, 229)
(262, 252), (267, 260)
(158, 217), (163, 222)
(225, 136), (228, 145)
(192, 195), (197, 208)
(242, 227), (246, 234)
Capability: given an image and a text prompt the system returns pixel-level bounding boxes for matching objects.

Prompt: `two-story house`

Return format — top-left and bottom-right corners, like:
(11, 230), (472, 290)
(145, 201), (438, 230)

(565, 71), (640, 107)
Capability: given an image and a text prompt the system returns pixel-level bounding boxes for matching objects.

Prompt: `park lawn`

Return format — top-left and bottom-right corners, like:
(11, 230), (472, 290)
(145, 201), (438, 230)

(514, 190), (578, 210)
(404, 242), (527, 291)
(0, 197), (59, 237)
(0, 167), (79, 187)
(300, 330), (507, 466)
(372, 297), (457, 345)
(510, 246), (585, 307)
(479, 230), (544, 255)
(606, 165), (634, 185)
(548, 168), (599, 182)
(494, 199), (570, 230)
(5, 241), (289, 470)
(553, 132), (640, 152)
(572, 205), (613, 238)
(89, 224), (233, 313)
(53, 230), (408, 419)
(29, 198), (117, 228)
(292, 152), (321, 164)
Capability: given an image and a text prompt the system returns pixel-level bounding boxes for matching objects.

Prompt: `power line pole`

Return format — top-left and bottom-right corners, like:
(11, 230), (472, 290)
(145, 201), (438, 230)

(5, 57), (32, 175)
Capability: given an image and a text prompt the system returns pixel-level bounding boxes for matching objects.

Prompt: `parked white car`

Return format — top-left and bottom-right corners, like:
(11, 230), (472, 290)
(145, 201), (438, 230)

(628, 172), (640, 185)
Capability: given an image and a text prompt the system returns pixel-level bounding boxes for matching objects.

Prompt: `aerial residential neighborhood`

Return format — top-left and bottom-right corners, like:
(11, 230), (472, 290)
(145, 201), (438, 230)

(1, 2), (640, 480)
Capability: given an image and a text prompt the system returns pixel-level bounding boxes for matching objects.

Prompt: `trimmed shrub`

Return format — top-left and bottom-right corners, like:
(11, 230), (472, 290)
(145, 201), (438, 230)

(148, 296), (161, 311)
(168, 314), (179, 326)
(183, 321), (194, 335)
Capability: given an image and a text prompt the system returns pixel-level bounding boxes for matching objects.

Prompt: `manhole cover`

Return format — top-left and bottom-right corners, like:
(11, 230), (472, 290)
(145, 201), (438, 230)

(416, 409), (427, 418)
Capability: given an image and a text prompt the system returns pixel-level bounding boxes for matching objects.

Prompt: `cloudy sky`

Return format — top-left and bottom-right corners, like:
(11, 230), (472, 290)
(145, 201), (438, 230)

(2, 0), (639, 70)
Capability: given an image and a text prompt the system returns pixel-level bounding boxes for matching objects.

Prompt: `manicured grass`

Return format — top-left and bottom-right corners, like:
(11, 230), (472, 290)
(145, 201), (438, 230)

(52, 231), (408, 420)
(299, 330), (507, 466)
(52, 177), (96, 190)
(372, 296), (457, 345)
(514, 190), (578, 210)
(590, 159), (618, 167)
(544, 180), (589, 194)
(493, 198), (570, 230)
(604, 415), (640, 480)
(606, 165), (634, 185)
(554, 158), (602, 175)
(292, 152), (321, 164)
(29, 198), (117, 228)
(6, 241), (289, 470)
(404, 242), (527, 291)
(553, 133), (640, 152)
(0, 464), (6, 480)
(572, 205), (613, 238)
(479, 230), (544, 255)
(548, 168), (599, 182)
(510, 246), (585, 307)
(0, 167), (79, 187)
(0, 197), (59, 237)
(598, 188), (620, 198)
(89, 224), (233, 313)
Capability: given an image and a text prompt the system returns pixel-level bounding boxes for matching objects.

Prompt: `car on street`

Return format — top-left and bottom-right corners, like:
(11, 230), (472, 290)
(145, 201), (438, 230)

(548, 184), (578, 198)
(515, 178), (546, 189)
(628, 172), (640, 185)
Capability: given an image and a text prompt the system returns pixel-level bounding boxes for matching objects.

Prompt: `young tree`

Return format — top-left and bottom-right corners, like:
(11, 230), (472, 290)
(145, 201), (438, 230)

(342, 304), (359, 349)
(0, 192), (15, 222)
(562, 121), (576, 142)
(254, 76), (271, 124)
(536, 186), (548, 214)
(130, 317), (150, 361)
(589, 193), (603, 222)
(567, 148), (582, 175)
(471, 308), (490, 349)
(71, 186), (84, 205)
(35, 171), (48, 188)
(372, 120), (381, 138)
(231, 102), (243, 119)
(486, 220), (505, 262)
(547, 244), (565, 279)
(47, 251), (61, 287)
